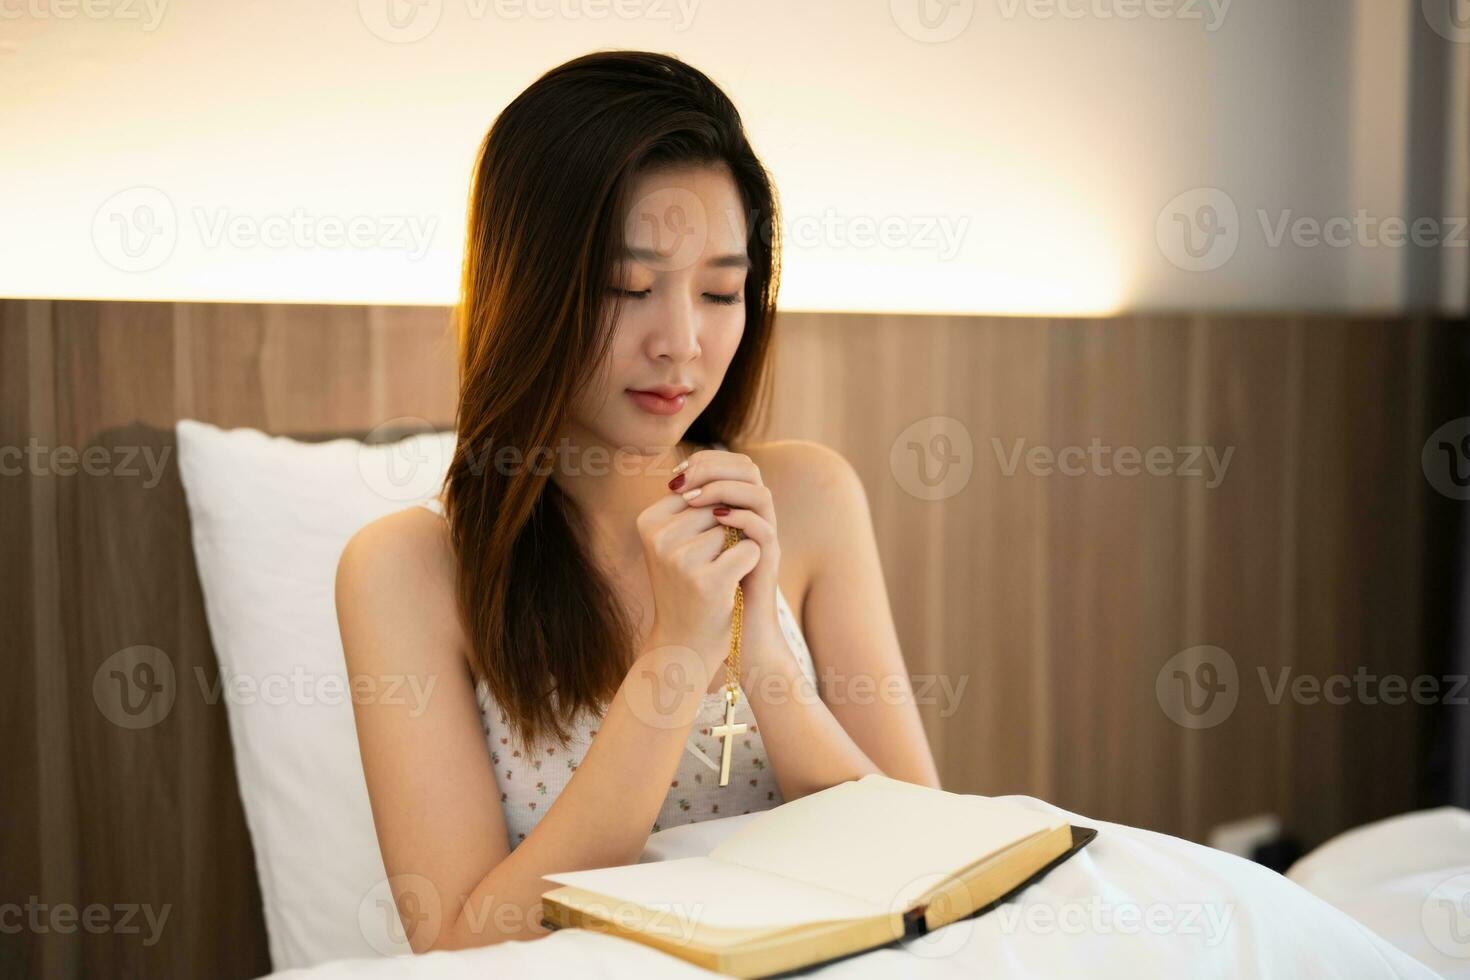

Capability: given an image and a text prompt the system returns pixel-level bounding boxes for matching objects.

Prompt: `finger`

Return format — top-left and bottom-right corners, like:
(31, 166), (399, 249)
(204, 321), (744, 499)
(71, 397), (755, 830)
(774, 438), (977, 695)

(670, 451), (763, 492)
(677, 479), (774, 520)
(641, 489), (695, 527)
(674, 522), (743, 565)
(709, 506), (776, 555)
(711, 536), (760, 582)
(665, 496), (729, 542)
(667, 521), (753, 572)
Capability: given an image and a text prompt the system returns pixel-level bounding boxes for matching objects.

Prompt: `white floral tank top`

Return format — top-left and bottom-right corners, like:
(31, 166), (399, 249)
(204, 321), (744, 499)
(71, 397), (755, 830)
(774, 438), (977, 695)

(413, 466), (819, 849)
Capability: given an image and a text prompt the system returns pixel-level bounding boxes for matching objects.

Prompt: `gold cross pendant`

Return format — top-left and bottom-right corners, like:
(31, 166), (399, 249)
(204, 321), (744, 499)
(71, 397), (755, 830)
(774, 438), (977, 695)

(710, 687), (748, 787)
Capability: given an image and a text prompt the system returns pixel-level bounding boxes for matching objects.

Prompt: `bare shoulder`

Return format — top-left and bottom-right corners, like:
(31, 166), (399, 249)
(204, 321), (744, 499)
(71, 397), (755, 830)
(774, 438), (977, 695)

(334, 504), (465, 669)
(738, 438), (860, 494)
(734, 439), (869, 605)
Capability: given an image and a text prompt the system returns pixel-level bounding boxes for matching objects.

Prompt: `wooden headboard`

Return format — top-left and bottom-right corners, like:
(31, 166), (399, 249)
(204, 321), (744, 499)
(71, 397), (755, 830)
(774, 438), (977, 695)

(2, 299), (1451, 977)
(2, 300), (458, 978)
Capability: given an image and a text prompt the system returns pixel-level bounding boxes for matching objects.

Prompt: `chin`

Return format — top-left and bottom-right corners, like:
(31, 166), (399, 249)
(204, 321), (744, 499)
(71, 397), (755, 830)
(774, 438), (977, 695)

(601, 421), (686, 458)
(625, 435), (684, 457)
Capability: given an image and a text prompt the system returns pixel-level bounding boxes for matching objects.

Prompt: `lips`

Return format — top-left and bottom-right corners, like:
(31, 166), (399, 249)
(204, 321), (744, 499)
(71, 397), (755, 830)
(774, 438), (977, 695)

(630, 385), (693, 399)
(627, 387), (689, 416)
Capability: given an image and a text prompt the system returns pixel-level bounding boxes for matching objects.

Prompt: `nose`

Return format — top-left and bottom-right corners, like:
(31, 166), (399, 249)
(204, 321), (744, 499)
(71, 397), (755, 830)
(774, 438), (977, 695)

(646, 293), (701, 364)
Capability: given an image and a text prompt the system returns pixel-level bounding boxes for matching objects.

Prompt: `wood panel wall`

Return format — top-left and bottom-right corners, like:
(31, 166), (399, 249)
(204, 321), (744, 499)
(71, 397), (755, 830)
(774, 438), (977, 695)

(770, 312), (1435, 847)
(1, 299), (1444, 978)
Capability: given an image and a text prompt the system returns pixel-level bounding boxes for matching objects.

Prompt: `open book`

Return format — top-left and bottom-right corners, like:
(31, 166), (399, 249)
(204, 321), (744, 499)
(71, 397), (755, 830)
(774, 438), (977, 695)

(540, 773), (1094, 977)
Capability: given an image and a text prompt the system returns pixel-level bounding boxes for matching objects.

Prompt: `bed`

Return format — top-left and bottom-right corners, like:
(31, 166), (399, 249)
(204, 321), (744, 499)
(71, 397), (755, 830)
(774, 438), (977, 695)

(261, 799), (1466, 979)
(170, 417), (1468, 980)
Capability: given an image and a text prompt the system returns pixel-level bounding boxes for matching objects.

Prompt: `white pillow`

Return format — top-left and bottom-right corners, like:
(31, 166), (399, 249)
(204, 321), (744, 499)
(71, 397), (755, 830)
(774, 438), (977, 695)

(1287, 806), (1470, 977)
(176, 419), (456, 970)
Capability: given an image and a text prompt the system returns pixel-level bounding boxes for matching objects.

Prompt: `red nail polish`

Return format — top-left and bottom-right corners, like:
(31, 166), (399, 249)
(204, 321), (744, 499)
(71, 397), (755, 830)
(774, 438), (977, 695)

(668, 474), (685, 491)
(713, 506), (731, 516)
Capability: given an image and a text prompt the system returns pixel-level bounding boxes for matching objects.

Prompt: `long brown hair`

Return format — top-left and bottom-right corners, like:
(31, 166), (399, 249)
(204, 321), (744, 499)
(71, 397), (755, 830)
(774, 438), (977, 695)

(444, 51), (781, 754)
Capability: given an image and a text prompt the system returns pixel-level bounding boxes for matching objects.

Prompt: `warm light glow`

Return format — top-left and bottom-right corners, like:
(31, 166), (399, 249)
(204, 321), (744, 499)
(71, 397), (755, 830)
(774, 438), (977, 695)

(2, 0), (1434, 316)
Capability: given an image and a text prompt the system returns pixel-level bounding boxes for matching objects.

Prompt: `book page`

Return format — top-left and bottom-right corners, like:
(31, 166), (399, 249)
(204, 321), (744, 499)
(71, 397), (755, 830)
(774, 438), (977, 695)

(639, 812), (762, 864)
(544, 855), (885, 932)
(710, 774), (1065, 909)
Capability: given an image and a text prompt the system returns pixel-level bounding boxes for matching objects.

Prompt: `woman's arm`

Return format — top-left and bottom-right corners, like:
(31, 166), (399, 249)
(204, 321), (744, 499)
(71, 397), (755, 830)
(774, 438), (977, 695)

(335, 508), (707, 951)
(688, 441), (943, 801)
(736, 624), (884, 801)
(763, 442), (942, 791)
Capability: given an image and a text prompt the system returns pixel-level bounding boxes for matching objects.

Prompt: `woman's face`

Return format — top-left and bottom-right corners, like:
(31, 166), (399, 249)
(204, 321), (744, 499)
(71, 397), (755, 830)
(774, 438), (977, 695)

(574, 162), (750, 457)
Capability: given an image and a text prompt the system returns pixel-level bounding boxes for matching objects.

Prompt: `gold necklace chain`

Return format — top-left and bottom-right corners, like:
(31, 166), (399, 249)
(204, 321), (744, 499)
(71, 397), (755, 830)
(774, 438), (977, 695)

(721, 525), (743, 702)
(677, 440), (742, 703)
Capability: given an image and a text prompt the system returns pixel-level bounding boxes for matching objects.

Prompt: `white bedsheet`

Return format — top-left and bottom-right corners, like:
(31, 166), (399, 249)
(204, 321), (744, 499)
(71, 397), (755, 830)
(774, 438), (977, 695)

(267, 795), (1444, 979)
(1289, 806), (1470, 979)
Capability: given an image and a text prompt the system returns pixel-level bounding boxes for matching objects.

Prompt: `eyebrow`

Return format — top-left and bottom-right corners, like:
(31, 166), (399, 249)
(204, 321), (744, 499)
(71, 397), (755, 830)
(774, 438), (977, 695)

(623, 246), (750, 270)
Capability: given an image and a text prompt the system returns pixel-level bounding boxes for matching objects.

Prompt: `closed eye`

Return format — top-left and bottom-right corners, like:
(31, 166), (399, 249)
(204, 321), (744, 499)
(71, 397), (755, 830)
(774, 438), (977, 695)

(609, 287), (742, 306)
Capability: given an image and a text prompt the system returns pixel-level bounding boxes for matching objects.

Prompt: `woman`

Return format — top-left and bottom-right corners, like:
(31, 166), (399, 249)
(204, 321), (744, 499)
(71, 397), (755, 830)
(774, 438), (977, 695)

(335, 49), (940, 952)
